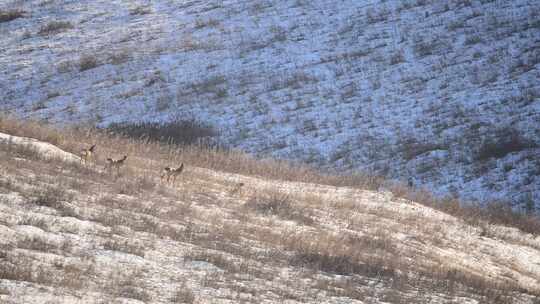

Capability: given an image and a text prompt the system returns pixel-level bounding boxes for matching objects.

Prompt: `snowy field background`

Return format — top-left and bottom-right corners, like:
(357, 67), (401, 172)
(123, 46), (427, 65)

(1, 0), (539, 209)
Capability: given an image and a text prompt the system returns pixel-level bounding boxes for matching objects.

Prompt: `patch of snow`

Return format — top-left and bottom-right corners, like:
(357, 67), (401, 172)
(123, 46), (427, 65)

(0, 132), (80, 163)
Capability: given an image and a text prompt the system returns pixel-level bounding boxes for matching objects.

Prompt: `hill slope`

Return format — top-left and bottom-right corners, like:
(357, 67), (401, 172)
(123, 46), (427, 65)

(1, 122), (540, 303)
(0, 0), (539, 208)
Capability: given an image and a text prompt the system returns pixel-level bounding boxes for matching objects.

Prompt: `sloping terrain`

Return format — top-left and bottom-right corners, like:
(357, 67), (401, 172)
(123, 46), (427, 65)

(0, 0), (539, 217)
(1, 121), (540, 303)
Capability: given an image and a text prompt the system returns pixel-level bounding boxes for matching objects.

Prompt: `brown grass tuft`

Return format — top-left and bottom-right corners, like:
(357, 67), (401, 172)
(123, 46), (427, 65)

(244, 191), (314, 225)
(0, 9), (24, 23)
(38, 20), (74, 35)
(170, 282), (196, 303)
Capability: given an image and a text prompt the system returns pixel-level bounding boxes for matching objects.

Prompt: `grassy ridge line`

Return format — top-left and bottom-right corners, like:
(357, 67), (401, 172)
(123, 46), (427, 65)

(1, 114), (539, 236)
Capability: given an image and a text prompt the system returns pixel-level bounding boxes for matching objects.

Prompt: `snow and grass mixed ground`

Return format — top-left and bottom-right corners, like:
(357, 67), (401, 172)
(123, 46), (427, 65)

(0, 116), (539, 303)
(0, 0), (539, 210)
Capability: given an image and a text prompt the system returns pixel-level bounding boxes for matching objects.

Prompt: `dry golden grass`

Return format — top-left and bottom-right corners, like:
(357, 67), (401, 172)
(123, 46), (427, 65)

(400, 186), (540, 236)
(0, 9), (25, 23)
(1, 114), (539, 303)
(0, 115), (386, 190)
(0, 116), (537, 231)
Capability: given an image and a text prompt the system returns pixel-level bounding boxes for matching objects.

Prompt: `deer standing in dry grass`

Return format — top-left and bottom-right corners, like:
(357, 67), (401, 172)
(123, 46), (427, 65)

(161, 163), (184, 184)
(80, 144), (96, 164)
(106, 155), (127, 175)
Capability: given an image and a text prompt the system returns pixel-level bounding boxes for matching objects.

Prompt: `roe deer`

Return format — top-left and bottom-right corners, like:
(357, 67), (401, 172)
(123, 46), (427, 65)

(106, 155), (127, 175)
(80, 144), (96, 164)
(161, 163), (184, 183)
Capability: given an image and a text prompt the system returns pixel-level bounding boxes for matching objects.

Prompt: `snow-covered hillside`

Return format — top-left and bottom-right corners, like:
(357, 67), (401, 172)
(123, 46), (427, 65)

(1, 0), (539, 209)
(1, 126), (540, 303)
